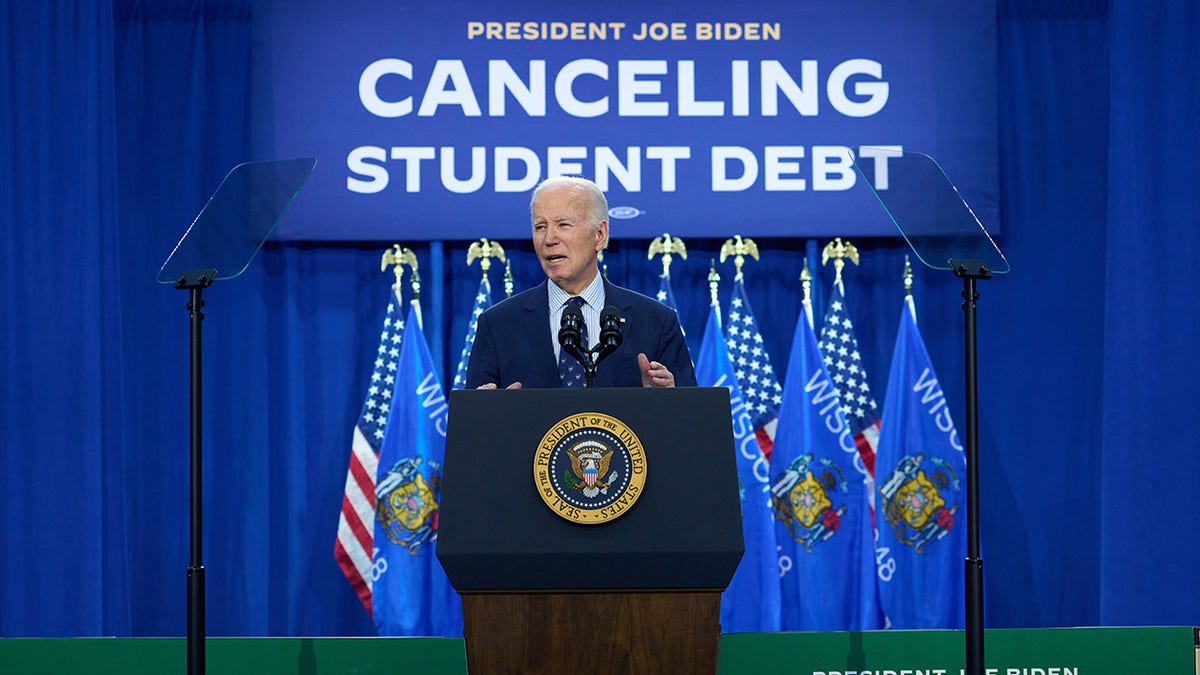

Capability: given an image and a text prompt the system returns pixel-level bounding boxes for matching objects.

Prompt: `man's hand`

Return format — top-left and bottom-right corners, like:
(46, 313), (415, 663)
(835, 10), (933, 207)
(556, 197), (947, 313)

(638, 353), (675, 388)
(476, 382), (523, 390)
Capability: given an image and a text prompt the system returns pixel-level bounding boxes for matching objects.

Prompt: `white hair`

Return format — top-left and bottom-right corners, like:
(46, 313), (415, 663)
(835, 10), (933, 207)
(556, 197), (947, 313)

(530, 176), (609, 227)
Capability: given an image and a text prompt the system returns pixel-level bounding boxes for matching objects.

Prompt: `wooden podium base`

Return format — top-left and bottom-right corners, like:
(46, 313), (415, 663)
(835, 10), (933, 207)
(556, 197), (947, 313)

(461, 591), (722, 675)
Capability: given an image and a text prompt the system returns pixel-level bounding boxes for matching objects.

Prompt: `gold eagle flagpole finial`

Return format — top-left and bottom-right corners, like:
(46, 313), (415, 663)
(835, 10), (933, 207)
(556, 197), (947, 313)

(821, 237), (860, 285)
(380, 244), (407, 299)
(397, 246), (420, 299)
(466, 238), (506, 279)
(503, 258), (514, 298)
(648, 233), (688, 278)
(708, 259), (720, 308)
(719, 235), (760, 282)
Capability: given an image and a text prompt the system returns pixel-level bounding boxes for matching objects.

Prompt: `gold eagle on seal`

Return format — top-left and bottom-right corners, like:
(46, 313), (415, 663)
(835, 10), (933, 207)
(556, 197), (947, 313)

(567, 440), (614, 498)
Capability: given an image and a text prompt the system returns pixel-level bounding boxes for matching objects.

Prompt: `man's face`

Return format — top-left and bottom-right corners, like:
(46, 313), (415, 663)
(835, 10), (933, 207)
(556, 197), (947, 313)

(531, 186), (608, 295)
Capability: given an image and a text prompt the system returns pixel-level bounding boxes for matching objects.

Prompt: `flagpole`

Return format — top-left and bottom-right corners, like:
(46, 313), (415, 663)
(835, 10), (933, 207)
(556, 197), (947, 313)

(953, 258), (991, 675)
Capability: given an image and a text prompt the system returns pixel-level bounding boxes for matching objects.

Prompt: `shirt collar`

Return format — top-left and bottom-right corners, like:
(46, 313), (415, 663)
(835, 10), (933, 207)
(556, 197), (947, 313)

(547, 269), (605, 310)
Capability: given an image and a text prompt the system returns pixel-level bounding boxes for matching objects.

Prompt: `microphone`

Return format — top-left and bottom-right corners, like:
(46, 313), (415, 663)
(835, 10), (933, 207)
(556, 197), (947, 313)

(598, 306), (622, 349)
(558, 302), (587, 365)
(595, 305), (623, 365)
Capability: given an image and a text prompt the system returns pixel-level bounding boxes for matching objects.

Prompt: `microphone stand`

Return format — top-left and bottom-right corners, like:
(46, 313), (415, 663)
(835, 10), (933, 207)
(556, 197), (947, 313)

(566, 345), (613, 389)
(583, 343), (623, 388)
(559, 342), (598, 389)
(562, 307), (622, 389)
(583, 351), (599, 388)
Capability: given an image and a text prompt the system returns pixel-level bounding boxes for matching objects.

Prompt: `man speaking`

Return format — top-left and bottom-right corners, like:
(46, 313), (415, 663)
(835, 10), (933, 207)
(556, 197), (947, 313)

(465, 176), (696, 389)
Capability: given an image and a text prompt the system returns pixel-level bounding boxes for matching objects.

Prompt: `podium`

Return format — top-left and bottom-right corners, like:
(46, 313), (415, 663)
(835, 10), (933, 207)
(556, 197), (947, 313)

(438, 387), (744, 674)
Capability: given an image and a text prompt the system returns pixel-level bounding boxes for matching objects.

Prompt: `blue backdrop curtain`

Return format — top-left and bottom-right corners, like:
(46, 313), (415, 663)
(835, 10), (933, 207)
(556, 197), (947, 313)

(1100, 0), (1200, 625)
(2, 0), (1198, 636)
(1, 0), (131, 637)
(984, 0), (1110, 626)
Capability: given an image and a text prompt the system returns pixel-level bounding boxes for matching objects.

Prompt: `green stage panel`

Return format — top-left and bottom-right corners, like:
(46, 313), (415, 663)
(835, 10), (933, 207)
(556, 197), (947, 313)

(0, 637), (469, 675)
(0, 627), (1193, 675)
(717, 626), (1196, 675)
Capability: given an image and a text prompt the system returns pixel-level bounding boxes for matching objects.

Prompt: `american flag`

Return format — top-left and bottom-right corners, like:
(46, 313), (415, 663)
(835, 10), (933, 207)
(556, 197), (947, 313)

(655, 272), (679, 311)
(725, 278), (783, 460)
(818, 279), (880, 480)
(334, 291), (405, 613)
(451, 277), (492, 390)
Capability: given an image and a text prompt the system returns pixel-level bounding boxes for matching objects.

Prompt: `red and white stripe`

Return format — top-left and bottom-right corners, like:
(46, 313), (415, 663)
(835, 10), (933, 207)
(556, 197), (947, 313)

(754, 417), (778, 462)
(334, 416), (380, 612)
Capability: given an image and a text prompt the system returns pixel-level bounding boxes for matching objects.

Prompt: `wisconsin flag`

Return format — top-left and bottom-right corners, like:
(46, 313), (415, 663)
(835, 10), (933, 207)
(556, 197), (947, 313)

(372, 302), (463, 636)
(771, 304), (881, 631)
(697, 304), (781, 633)
(875, 295), (966, 629)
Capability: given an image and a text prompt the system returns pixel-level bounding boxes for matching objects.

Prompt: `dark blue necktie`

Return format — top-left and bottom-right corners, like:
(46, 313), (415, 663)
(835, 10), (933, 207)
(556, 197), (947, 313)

(558, 296), (588, 388)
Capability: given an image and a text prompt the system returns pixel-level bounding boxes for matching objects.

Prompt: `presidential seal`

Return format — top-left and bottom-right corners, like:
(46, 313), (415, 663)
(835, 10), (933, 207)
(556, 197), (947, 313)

(533, 412), (646, 525)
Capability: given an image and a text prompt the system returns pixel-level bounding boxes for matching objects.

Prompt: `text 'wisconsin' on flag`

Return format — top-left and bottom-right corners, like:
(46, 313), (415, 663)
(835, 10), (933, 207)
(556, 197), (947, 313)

(771, 303), (881, 631)
(697, 303), (780, 633)
(874, 294), (966, 629)
(371, 302), (463, 637)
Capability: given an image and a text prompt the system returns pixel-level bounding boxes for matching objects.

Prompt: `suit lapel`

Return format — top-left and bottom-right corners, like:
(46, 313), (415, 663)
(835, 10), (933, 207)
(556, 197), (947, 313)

(598, 280), (638, 387)
(521, 281), (560, 388)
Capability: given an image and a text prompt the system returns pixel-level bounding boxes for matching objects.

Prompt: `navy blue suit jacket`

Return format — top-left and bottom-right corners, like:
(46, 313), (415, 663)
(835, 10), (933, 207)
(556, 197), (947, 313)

(464, 279), (696, 389)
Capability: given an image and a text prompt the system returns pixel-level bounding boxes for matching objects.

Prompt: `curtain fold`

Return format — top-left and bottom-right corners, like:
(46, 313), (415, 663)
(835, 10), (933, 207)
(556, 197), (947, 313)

(0, 0), (131, 637)
(1099, 0), (1200, 625)
(986, 0), (1110, 627)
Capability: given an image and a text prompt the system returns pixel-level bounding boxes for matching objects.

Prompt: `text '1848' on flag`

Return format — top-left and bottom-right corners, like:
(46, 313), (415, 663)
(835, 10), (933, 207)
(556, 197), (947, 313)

(874, 295), (966, 629)
(371, 302), (463, 637)
(771, 306), (881, 631)
(697, 304), (781, 633)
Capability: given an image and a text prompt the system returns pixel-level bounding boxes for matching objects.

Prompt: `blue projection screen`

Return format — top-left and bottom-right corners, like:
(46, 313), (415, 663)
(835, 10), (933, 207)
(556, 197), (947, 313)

(258, 0), (998, 241)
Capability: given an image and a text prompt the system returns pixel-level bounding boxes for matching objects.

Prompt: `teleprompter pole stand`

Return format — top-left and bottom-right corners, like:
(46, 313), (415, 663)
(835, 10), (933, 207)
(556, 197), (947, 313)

(951, 258), (989, 675)
(176, 268), (216, 675)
